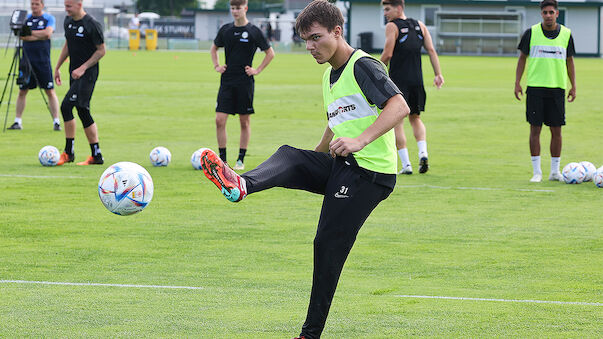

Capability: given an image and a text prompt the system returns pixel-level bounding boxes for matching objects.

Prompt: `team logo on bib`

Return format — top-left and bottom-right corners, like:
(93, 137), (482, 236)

(242, 31), (248, 39)
(78, 26), (84, 33)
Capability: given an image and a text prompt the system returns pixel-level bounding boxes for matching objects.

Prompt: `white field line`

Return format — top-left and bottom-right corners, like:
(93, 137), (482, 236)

(0, 280), (203, 290)
(397, 184), (555, 193)
(396, 295), (602, 306)
(0, 174), (86, 179)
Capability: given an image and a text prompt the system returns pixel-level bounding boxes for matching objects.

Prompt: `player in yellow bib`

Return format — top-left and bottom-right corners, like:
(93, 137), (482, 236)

(199, 1), (409, 337)
(514, 0), (576, 182)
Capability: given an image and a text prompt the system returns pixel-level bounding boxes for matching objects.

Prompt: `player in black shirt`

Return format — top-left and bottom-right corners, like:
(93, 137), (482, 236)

(210, 0), (275, 171)
(54, 0), (106, 166)
(380, 0), (444, 175)
(8, 0), (61, 131)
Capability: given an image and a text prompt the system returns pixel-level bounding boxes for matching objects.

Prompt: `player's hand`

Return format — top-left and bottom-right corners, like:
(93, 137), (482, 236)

(214, 64), (226, 73)
(567, 87), (576, 102)
(514, 83), (523, 100)
(329, 137), (366, 157)
(54, 69), (62, 86)
(434, 74), (444, 89)
(71, 66), (85, 80)
(245, 66), (259, 76)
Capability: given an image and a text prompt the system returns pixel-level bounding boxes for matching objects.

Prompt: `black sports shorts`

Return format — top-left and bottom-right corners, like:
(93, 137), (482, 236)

(216, 77), (255, 115)
(19, 58), (54, 90)
(398, 85), (426, 115)
(65, 69), (98, 109)
(526, 87), (565, 127)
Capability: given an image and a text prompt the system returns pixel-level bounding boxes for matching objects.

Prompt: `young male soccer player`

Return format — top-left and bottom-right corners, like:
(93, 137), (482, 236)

(200, 1), (409, 337)
(54, 0), (106, 165)
(515, 0), (576, 182)
(210, 0), (275, 171)
(8, 0), (61, 131)
(380, 0), (443, 174)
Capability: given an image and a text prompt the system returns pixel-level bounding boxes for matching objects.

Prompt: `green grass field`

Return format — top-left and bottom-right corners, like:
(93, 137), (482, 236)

(0, 49), (601, 338)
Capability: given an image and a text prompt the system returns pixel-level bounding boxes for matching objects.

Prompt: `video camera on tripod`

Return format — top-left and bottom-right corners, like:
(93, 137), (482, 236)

(10, 9), (32, 37)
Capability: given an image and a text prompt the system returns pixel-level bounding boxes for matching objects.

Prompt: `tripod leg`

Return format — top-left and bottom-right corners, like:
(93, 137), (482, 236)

(2, 47), (19, 132)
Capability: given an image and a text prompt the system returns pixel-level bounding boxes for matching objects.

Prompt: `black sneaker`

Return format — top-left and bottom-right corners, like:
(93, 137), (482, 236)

(76, 155), (104, 165)
(53, 122), (61, 131)
(7, 122), (22, 130)
(419, 157), (429, 173)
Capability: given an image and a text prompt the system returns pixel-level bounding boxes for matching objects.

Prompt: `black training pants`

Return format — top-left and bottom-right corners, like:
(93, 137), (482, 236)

(242, 145), (393, 338)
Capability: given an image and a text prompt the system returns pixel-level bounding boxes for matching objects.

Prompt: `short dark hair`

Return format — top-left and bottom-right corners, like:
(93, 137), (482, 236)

(230, 0), (247, 7)
(382, 0), (404, 8)
(540, 0), (558, 9)
(295, 0), (344, 36)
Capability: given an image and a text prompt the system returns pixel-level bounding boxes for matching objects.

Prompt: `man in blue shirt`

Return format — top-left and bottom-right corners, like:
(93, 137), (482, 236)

(8, 0), (61, 131)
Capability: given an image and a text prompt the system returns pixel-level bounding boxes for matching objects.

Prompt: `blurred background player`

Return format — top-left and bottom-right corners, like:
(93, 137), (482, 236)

(54, 0), (106, 165)
(380, 0), (444, 174)
(200, 1), (408, 337)
(210, 0), (275, 171)
(514, 0), (576, 182)
(8, 0), (61, 131)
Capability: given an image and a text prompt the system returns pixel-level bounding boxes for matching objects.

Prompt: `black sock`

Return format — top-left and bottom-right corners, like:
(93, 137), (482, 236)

(238, 148), (247, 162)
(90, 143), (101, 157)
(65, 138), (74, 155)
(219, 148), (227, 162)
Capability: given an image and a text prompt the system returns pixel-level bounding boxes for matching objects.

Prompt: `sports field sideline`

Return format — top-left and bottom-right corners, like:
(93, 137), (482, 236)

(0, 50), (601, 337)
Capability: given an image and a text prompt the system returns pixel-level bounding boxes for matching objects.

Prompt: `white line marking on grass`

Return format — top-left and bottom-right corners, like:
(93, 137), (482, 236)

(0, 174), (85, 179)
(395, 295), (602, 306)
(0, 280), (203, 290)
(397, 184), (554, 193)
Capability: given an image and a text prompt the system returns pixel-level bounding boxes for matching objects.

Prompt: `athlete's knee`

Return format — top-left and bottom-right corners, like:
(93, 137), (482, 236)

(76, 106), (94, 128)
(61, 99), (75, 122)
(215, 115), (227, 129)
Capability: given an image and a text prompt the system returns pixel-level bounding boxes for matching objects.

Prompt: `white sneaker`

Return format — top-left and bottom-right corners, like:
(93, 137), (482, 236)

(530, 174), (542, 182)
(549, 171), (563, 181)
(233, 160), (245, 171)
(398, 165), (413, 175)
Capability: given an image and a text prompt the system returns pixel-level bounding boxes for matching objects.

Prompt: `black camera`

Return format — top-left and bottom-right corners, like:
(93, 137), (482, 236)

(10, 10), (31, 36)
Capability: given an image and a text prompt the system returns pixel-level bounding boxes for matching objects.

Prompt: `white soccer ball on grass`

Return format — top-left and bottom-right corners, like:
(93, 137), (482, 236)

(191, 148), (208, 170)
(149, 146), (171, 167)
(593, 167), (603, 188)
(98, 162), (154, 216)
(580, 161), (597, 182)
(38, 145), (60, 166)
(562, 162), (586, 184)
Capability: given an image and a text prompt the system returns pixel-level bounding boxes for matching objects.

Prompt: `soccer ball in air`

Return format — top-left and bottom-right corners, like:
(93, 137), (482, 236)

(149, 146), (171, 167)
(580, 161), (597, 182)
(562, 162), (586, 184)
(191, 148), (208, 170)
(38, 145), (60, 166)
(593, 167), (603, 188)
(98, 162), (154, 216)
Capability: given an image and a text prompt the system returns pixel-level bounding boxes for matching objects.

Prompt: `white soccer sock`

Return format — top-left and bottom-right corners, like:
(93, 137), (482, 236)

(14, 117), (22, 125)
(53, 118), (60, 124)
(531, 156), (542, 175)
(551, 157), (561, 173)
(417, 140), (428, 158)
(397, 148), (411, 169)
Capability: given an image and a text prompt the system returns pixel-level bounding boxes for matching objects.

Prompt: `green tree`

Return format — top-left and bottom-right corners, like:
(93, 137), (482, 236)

(136, 0), (198, 16)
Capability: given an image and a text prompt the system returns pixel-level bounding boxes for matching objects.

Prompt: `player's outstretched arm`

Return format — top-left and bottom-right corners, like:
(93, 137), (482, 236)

(245, 47), (275, 76)
(420, 21), (444, 89)
(514, 52), (527, 100)
(329, 94), (409, 157)
(54, 42), (69, 86)
(210, 43), (226, 73)
(566, 56), (576, 102)
(379, 22), (397, 66)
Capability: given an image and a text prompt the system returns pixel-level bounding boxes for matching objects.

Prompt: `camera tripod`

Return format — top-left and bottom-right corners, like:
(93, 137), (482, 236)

(1, 31), (53, 132)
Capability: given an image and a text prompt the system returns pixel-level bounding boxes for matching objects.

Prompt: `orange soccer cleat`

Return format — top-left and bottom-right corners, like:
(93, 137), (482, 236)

(200, 148), (247, 202)
(76, 155), (104, 166)
(56, 152), (74, 166)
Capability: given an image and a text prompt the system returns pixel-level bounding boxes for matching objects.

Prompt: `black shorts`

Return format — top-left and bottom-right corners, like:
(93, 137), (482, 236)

(398, 85), (426, 115)
(65, 70), (98, 109)
(526, 87), (565, 127)
(19, 58), (54, 90)
(216, 78), (255, 115)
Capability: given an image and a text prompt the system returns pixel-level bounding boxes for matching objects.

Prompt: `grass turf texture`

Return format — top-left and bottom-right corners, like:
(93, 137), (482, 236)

(0, 50), (601, 337)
